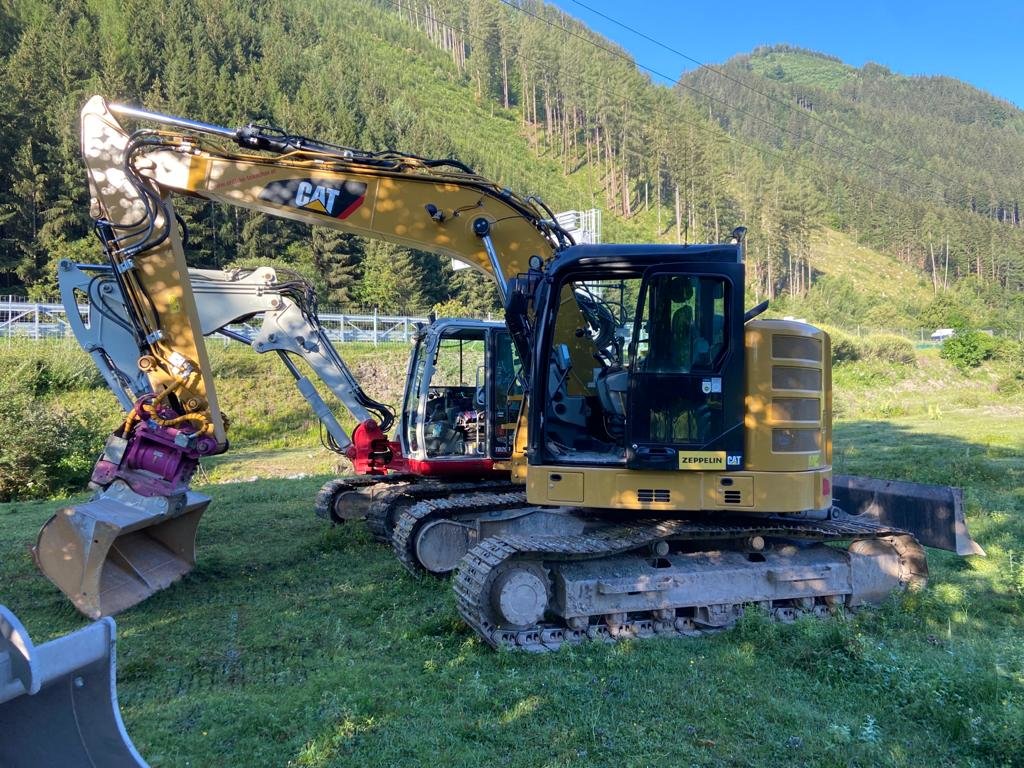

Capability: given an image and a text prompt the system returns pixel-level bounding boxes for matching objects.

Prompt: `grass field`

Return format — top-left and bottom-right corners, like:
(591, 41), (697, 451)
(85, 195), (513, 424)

(1, 346), (1022, 767)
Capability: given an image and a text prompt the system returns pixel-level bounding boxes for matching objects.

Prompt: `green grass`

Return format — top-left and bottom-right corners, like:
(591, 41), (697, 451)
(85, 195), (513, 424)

(1, 346), (1022, 766)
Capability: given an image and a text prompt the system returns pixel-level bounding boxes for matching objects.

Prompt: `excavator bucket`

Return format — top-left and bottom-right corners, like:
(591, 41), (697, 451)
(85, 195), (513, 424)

(34, 480), (211, 619)
(833, 474), (985, 556)
(0, 605), (147, 767)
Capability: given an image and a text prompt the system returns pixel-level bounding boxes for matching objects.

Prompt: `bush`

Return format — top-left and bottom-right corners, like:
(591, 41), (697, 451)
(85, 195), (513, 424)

(861, 333), (916, 365)
(0, 339), (102, 395)
(819, 325), (862, 363)
(940, 331), (998, 369)
(993, 339), (1024, 393)
(0, 380), (107, 501)
(431, 298), (475, 318)
(829, 331), (862, 363)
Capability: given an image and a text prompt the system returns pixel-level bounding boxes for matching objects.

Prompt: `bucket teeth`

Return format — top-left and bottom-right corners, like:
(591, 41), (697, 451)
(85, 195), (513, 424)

(34, 480), (211, 619)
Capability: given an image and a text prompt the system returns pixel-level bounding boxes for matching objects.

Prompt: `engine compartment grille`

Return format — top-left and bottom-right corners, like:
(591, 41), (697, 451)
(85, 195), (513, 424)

(637, 489), (671, 503)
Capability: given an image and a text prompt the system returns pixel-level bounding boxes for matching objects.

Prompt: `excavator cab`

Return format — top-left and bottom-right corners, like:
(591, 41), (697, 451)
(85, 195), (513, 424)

(525, 242), (831, 515)
(400, 319), (523, 474)
(529, 245), (747, 475)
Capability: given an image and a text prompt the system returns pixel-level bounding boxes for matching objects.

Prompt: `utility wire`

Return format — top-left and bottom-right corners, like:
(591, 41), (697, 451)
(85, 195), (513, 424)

(566, 0), (975, 194)
(381, 0), (968, 219)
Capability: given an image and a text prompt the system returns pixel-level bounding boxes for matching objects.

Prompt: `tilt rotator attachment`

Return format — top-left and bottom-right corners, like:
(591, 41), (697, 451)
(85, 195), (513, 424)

(36, 262), (394, 618)
(34, 399), (215, 620)
(0, 605), (147, 767)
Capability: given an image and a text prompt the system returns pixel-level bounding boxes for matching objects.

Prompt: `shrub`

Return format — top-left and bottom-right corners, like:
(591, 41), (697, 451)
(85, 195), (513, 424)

(431, 298), (475, 318)
(861, 333), (916, 365)
(820, 325), (862, 363)
(831, 332), (863, 363)
(994, 339), (1024, 394)
(0, 380), (107, 501)
(940, 331), (997, 369)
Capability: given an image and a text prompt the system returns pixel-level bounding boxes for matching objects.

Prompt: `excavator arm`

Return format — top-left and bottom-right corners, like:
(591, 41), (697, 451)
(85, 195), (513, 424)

(35, 95), (568, 618)
(57, 260), (388, 457)
(80, 93), (571, 477)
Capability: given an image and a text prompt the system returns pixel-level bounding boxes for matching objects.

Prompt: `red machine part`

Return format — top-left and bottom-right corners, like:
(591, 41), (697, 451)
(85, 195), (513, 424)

(347, 419), (405, 475)
(345, 419), (501, 477)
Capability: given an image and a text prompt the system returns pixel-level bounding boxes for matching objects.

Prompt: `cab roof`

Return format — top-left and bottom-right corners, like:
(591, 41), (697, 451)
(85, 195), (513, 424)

(548, 242), (742, 275)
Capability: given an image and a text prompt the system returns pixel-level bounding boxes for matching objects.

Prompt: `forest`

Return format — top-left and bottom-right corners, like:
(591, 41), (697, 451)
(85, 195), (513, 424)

(0, 0), (1021, 329)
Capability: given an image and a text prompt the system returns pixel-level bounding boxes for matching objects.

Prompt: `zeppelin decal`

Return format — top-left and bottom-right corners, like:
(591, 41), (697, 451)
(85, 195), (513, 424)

(677, 451), (727, 470)
(259, 179), (367, 219)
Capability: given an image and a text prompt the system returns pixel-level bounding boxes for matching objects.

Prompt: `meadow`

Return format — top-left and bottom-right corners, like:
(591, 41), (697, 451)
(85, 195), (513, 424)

(1, 337), (1022, 767)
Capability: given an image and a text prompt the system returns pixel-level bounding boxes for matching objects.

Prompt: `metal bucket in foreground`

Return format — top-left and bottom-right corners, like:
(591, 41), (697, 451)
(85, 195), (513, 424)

(0, 605), (147, 767)
(34, 480), (211, 619)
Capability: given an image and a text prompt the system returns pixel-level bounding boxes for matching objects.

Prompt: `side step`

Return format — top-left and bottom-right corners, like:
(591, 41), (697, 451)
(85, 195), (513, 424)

(34, 480), (211, 619)
(833, 475), (985, 556)
(0, 605), (147, 767)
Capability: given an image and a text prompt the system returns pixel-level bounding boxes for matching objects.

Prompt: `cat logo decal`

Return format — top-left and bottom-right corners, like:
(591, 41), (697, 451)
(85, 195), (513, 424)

(259, 179), (367, 219)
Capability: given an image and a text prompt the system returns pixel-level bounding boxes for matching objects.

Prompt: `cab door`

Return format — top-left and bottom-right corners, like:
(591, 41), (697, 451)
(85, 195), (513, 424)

(488, 329), (524, 459)
(625, 264), (745, 471)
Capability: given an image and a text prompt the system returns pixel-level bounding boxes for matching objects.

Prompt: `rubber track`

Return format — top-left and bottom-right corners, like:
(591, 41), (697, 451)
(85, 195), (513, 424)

(454, 515), (908, 652)
(365, 479), (521, 544)
(364, 483), (414, 542)
(391, 490), (528, 574)
(314, 475), (404, 523)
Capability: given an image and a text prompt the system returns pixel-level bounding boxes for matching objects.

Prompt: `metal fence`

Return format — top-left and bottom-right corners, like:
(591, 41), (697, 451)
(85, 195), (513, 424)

(0, 297), (430, 345)
(4, 296), (1019, 346)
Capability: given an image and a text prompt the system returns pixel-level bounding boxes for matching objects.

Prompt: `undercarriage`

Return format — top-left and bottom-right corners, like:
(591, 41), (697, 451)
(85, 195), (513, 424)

(320, 481), (934, 651)
(313, 474), (520, 541)
(454, 510), (926, 651)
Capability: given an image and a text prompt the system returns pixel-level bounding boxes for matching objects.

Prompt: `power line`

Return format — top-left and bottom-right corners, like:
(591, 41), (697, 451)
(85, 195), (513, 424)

(565, 0), (984, 202)
(379, 0), (971, 220)
(502, 0), (976, 209)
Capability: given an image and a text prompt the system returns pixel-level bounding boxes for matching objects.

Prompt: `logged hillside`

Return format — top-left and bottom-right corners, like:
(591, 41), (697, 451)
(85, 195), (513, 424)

(681, 46), (1024, 327)
(0, 3), (1020, 329)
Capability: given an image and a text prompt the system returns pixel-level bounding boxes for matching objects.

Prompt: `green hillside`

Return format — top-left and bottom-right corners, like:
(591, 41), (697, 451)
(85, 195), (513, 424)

(810, 229), (932, 306)
(0, 3), (1019, 329)
(749, 49), (856, 91)
(681, 45), (1024, 329)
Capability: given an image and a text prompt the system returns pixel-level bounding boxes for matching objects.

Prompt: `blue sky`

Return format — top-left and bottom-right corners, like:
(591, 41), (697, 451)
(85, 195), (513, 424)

(549, 1), (1024, 109)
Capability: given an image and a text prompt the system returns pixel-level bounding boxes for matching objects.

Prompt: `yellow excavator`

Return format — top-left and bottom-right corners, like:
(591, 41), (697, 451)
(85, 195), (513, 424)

(32, 96), (982, 651)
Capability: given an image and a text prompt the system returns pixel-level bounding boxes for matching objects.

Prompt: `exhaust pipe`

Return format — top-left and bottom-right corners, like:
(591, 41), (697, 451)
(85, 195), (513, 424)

(34, 480), (211, 619)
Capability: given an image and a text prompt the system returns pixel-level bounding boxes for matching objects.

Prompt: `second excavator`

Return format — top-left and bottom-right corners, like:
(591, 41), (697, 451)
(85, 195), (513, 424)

(35, 96), (981, 650)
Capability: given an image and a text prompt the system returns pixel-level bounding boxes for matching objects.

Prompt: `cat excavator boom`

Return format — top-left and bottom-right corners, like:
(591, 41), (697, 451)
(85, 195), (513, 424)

(34, 96), (568, 619)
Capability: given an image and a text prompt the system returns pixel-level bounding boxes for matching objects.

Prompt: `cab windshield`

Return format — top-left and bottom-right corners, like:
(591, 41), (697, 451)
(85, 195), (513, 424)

(542, 272), (729, 464)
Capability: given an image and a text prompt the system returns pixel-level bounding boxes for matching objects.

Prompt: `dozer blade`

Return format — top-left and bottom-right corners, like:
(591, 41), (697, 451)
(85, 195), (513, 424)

(0, 605), (147, 767)
(833, 474), (985, 556)
(34, 480), (211, 619)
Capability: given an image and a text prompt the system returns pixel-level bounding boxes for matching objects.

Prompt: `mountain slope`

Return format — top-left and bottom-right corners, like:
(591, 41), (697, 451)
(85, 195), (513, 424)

(0, 3), (1019, 329)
